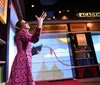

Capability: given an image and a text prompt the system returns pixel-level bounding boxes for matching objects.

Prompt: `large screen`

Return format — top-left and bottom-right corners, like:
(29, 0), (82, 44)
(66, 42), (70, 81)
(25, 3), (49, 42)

(92, 35), (100, 64)
(32, 34), (73, 81)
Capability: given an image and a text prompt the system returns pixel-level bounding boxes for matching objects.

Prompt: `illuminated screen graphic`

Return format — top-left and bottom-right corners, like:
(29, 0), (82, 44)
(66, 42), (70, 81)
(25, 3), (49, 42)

(92, 35), (100, 64)
(32, 34), (73, 81)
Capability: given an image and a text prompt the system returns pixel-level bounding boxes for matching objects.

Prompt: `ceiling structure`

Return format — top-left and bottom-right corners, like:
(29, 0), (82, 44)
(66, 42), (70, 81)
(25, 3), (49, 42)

(15, 0), (100, 21)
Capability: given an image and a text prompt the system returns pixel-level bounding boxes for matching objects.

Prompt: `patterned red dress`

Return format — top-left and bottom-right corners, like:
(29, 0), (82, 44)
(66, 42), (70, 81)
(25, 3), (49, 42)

(6, 28), (41, 85)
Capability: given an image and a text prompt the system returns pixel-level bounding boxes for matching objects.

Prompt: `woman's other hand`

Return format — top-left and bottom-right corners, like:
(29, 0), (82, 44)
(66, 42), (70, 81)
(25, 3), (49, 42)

(35, 11), (47, 28)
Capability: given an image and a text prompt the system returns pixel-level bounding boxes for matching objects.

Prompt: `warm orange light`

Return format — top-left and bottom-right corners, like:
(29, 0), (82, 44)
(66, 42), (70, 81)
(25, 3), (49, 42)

(46, 17), (52, 20)
(62, 15), (68, 20)
(87, 23), (93, 28)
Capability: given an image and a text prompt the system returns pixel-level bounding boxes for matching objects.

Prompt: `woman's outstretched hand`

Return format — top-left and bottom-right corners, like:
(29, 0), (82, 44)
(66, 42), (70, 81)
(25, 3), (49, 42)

(35, 11), (47, 28)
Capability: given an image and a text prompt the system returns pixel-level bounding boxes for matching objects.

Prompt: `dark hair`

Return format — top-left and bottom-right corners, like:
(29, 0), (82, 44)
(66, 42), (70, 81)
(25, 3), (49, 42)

(14, 20), (22, 44)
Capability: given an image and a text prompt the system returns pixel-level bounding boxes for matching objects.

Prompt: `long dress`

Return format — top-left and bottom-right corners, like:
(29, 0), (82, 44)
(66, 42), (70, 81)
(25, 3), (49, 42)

(6, 27), (41, 85)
